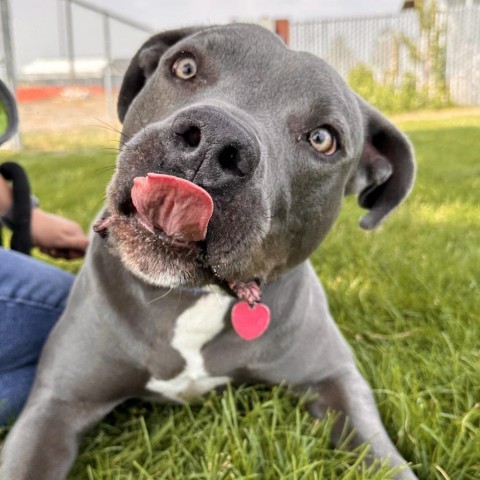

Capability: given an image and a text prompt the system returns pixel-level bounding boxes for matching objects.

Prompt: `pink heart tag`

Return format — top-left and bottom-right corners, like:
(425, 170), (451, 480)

(231, 301), (271, 341)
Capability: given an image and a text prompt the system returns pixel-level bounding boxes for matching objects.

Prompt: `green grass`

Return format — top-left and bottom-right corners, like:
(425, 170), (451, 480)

(0, 102), (8, 136)
(1, 111), (479, 479)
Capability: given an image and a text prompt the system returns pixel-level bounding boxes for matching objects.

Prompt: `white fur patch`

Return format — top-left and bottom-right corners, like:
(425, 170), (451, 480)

(146, 293), (232, 402)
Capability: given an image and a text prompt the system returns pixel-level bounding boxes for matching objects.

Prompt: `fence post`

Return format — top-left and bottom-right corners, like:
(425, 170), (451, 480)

(103, 13), (114, 120)
(275, 19), (290, 45)
(66, 0), (154, 120)
(64, 0), (76, 84)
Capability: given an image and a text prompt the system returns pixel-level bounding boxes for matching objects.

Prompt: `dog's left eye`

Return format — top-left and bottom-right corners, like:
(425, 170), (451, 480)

(172, 56), (197, 80)
(308, 127), (337, 156)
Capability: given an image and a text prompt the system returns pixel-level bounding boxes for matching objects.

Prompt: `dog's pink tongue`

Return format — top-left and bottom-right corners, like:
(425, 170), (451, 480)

(131, 173), (213, 242)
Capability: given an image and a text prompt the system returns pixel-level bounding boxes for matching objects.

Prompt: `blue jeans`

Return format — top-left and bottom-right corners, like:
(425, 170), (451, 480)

(0, 248), (73, 425)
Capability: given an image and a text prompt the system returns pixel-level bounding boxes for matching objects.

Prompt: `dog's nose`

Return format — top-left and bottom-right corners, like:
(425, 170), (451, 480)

(170, 106), (260, 190)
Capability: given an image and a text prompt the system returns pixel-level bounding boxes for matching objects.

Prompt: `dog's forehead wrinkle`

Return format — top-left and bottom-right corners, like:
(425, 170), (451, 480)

(187, 23), (287, 55)
(166, 27), (345, 106)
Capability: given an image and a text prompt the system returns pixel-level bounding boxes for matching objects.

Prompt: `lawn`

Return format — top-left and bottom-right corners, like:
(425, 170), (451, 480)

(1, 110), (479, 479)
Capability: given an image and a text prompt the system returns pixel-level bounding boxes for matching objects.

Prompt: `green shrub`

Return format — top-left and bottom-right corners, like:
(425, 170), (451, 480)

(347, 63), (450, 113)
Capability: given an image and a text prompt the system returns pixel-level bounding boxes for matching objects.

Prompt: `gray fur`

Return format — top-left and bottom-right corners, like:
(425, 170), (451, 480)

(0, 24), (416, 479)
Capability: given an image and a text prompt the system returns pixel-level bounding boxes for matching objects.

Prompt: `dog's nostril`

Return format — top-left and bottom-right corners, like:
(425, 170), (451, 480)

(218, 146), (246, 177)
(179, 126), (201, 147)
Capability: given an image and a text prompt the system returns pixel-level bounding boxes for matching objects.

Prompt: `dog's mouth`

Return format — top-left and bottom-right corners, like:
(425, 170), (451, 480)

(94, 209), (201, 250)
(93, 188), (265, 301)
(94, 172), (271, 298)
(95, 173), (214, 250)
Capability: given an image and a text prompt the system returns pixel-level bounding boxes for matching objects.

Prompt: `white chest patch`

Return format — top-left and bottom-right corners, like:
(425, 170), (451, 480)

(145, 293), (232, 403)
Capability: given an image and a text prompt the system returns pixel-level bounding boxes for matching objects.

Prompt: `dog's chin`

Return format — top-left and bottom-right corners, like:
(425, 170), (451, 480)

(104, 213), (211, 288)
(102, 211), (268, 290)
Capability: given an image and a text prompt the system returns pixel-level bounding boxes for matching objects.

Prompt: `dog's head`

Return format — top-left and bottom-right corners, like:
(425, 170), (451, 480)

(98, 24), (414, 291)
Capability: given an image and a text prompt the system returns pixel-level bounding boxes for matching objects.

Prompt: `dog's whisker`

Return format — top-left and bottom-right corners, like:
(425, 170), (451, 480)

(93, 164), (117, 173)
(207, 284), (223, 305)
(117, 140), (143, 157)
(93, 197), (107, 210)
(99, 147), (121, 154)
(146, 287), (174, 304)
(129, 102), (166, 162)
(117, 139), (132, 150)
(131, 101), (147, 136)
(92, 118), (130, 139)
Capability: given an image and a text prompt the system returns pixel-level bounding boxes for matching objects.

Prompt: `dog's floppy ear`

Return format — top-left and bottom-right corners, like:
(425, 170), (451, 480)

(118, 27), (201, 123)
(345, 97), (415, 230)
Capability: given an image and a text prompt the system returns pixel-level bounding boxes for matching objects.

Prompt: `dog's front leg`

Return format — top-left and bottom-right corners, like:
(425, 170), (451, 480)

(304, 367), (418, 480)
(0, 389), (117, 480)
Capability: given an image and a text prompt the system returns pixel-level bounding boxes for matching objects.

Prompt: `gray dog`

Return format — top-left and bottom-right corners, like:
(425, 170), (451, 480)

(0, 24), (417, 479)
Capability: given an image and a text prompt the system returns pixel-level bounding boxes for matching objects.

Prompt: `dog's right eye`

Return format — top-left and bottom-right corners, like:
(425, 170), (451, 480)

(308, 127), (337, 156)
(172, 56), (197, 80)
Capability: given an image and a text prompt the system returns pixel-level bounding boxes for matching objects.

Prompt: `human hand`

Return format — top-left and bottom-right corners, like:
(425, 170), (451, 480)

(0, 175), (12, 215)
(31, 208), (89, 259)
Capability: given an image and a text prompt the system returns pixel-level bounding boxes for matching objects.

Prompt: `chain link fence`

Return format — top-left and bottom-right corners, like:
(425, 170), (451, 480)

(445, 7), (480, 105)
(1, 3), (479, 151)
(290, 6), (480, 106)
(0, 0), (153, 149)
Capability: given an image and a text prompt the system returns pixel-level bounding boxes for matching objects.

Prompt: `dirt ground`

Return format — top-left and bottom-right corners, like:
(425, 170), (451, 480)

(18, 93), (480, 134)
(18, 93), (120, 134)
(12, 92), (480, 151)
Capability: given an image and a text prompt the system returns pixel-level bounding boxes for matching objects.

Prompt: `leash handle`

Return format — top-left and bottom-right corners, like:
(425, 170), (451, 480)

(0, 162), (33, 254)
(0, 80), (32, 254)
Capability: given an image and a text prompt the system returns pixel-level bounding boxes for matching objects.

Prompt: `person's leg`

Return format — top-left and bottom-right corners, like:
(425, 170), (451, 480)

(0, 248), (74, 424)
